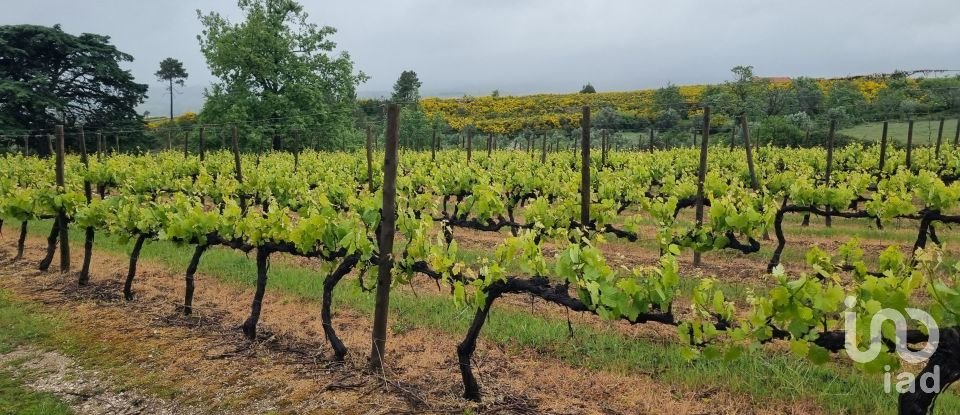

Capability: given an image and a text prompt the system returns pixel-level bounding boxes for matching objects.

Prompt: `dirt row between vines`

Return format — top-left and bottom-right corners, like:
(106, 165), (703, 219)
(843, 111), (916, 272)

(0, 233), (820, 414)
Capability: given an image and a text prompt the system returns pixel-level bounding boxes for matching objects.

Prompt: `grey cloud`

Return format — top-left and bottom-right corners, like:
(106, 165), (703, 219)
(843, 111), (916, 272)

(3, 0), (958, 115)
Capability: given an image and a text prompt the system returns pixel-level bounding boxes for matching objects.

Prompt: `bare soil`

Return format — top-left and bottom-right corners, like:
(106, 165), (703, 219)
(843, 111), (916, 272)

(1, 346), (202, 415)
(0, 232), (822, 414)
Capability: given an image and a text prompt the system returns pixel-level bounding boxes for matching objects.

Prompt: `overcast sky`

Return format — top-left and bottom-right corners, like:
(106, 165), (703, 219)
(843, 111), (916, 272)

(4, 0), (959, 115)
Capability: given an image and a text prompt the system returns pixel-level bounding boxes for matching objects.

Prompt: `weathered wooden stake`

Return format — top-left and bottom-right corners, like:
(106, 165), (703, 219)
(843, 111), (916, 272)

(879, 121), (889, 174)
(55, 125), (70, 272)
(231, 126), (246, 212)
(936, 118), (945, 159)
(431, 125), (437, 161)
(954, 118), (960, 147)
(78, 127), (94, 285)
(741, 115), (758, 190)
(601, 130), (607, 167)
(198, 126), (205, 162)
(540, 133), (547, 163)
(369, 103), (400, 372)
(648, 126), (654, 152)
(824, 120), (836, 228)
(906, 119), (914, 169)
(729, 122), (736, 151)
(581, 107), (591, 228)
(693, 108), (711, 267)
(466, 129), (473, 163)
(366, 125), (374, 192)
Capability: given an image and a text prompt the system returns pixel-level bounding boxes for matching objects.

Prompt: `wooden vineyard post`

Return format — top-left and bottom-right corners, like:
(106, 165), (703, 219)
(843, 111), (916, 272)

(78, 126), (94, 284)
(600, 130), (607, 167)
(431, 125), (437, 161)
(466, 128), (473, 163)
(22, 135), (29, 156)
(906, 119), (914, 170)
(198, 126), (205, 162)
(487, 134), (492, 158)
(693, 107), (711, 267)
(96, 131), (103, 161)
(292, 130), (300, 173)
(879, 121), (889, 174)
(231, 126), (246, 213)
(936, 118), (945, 159)
(729, 121), (736, 151)
(183, 129), (189, 158)
(955, 118), (960, 148)
(115, 133), (119, 153)
(167, 129), (172, 150)
(55, 125), (70, 272)
(366, 125), (374, 192)
(824, 120), (836, 228)
(692, 128), (698, 148)
(741, 115), (759, 190)
(369, 103), (400, 372)
(648, 126), (654, 153)
(541, 133), (547, 164)
(580, 106), (591, 228)
(47, 134), (55, 155)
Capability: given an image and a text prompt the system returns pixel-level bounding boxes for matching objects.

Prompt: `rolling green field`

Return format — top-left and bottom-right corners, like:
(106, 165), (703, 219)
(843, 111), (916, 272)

(841, 118), (960, 145)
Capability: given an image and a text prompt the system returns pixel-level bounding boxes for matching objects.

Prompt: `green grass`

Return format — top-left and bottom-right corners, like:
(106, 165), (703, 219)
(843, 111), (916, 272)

(841, 119), (959, 145)
(15, 219), (960, 414)
(0, 375), (72, 415)
(0, 291), (73, 415)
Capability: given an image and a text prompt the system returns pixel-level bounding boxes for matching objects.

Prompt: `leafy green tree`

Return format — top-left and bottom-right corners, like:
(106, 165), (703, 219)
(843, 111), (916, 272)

(919, 76), (960, 112)
(580, 83), (596, 94)
(0, 24), (148, 147)
(197, 0), (367, 151)
(873, 77), (924, 119)
(792, 77), (823, 115)
(824, 81), (866, 121)
(392, 70), (422, 103)
(652, 84), (687, 119)
(654, 108), (681, 130)
(726, 65), (768, 117)
(764, 85), (796, 116)
(698, 84), (735, 114)
(593, 106), (621, 130)
(398, 107), (431, 149)
(155, 58), (189, 122)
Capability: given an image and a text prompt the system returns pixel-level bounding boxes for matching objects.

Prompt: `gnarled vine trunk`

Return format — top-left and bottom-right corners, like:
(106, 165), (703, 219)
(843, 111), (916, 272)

(38, 218), (60, 271)
(123, 234), (148, 301)
(899, 328), (960, 414)
(14, 221), (27, 260)
(458, 288), (502, 401)
(183, 244), (208, 315)
(78, 227), (95, 285)
(321, 254), (360, 361)
(241, 248), (270, 340)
